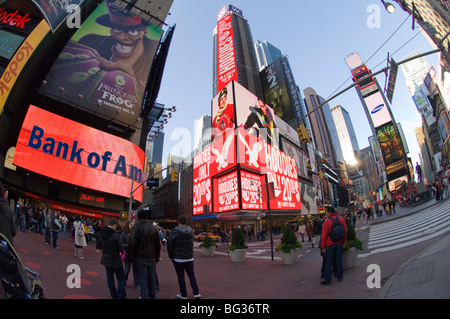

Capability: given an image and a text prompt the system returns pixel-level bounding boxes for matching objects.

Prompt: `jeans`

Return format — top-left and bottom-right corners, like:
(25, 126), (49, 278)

(45, 228), (51, 244)
(324, 243), (343, 284)
(172, 260), (199, 297)
(51, 230), (59, 248)
(104, 265), (126, 299)
(134, 258), (156, 299)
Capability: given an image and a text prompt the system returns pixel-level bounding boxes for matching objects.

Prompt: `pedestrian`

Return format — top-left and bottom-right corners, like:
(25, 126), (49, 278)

(129, 210), (161, 299)
(74, 215), (87, 259)
(100, 218), (126, 299)
(43, 208), (52, 244)
(167, 215), (202, 299)
(306, 221), (313, 242)
(50, 210), (62, 249)
(0, 181), (16, 247)
(298, 222), (305, 242)
(312, 218), (322, 248)
(121, 220), (137, 287)
(61, 214), (68, 232)
(320, 207), (348, 285)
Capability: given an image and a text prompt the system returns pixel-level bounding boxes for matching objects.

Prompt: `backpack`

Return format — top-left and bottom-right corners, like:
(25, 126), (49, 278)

(329, 216), (346, 242)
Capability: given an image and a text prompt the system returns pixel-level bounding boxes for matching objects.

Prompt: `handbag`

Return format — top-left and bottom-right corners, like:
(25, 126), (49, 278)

(77, 223), (85, 237)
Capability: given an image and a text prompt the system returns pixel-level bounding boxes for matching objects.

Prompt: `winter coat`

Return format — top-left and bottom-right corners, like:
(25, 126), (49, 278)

(0, 197), (16, 246)
(320, 213), (348, 249)
(74, 220), (87, 247)
(167, 225), (194, 260)
(100, 226), (124, 268)
(128, 220), (160, 262)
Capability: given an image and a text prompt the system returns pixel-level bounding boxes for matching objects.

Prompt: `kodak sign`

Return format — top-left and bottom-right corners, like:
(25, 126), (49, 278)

(0, 19), (50, 114)
(0, 8), (33, 29)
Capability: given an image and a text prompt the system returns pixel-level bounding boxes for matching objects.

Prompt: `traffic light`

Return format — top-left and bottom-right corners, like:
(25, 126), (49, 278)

(302, 125), (311, 144)
(297, 124), (311, 143)
(297, 125), (304, 141)
(171, 169), (179, 182)
(319, 170), (323, 179)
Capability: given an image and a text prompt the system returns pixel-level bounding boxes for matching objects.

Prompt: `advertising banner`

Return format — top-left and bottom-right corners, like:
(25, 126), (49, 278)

(41, 1), (163, 127)
(281, 138), (308, 178)
(13, 105), (146, 201)
(213, 170), (239, 213)
(212, 81), (235, 141)
(238, 128), (301, 211)
(234, 81), (279, 147)
(260, 57), (297, 124)
(31, 0), (86, 32)
(352, 65), (377, 97)
(376, 122), (405, 176)
(217, 14), (238, 92)
(240, 170), (267, 210)
(363, 91), (392, 128)
(193, 129), (236, 215)
(0, 19), (50, 114)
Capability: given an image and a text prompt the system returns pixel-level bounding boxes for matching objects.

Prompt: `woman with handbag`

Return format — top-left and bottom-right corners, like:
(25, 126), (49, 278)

(74, 215), (87, 259)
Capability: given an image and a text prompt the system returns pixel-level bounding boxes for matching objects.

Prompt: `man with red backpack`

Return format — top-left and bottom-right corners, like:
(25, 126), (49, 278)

(320, 207), (348, 285)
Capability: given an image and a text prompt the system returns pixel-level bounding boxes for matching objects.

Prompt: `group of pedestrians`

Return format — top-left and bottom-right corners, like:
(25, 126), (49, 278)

(96, 212), (201, 300)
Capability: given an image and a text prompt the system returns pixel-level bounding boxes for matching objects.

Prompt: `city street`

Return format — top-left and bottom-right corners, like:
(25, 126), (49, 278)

(1, 197), (449, 301)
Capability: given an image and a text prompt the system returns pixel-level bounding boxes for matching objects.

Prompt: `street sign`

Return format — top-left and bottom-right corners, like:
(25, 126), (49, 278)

(387, 58), (398, 103)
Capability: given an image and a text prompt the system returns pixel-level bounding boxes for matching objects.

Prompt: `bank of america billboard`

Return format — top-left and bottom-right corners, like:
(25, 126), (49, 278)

(40, 0), (163, 128)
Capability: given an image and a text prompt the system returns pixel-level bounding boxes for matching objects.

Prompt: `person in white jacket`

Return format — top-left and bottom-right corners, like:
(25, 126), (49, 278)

(74, 215), (87, 259)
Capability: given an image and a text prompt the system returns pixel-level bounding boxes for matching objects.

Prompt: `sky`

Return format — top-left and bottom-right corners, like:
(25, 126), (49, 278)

(155, 0), (440, 173)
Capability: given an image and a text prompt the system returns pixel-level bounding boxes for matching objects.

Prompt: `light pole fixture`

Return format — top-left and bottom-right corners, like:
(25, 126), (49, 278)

(381, 0), (396, 14)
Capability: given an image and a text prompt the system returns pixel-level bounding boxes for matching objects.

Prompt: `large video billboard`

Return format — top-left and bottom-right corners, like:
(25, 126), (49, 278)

(217, 14), (238, 92)
(0, 19), (50, 115)
(13, 105), (146, 201)
(376, 122), (406, 178)
(260, 57), (298, 125)
(363, 91), (392, 128)
(41, 1), (163, 127)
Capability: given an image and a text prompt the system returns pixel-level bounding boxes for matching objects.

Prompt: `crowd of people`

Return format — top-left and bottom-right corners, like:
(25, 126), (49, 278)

(0, 183), (200, 300)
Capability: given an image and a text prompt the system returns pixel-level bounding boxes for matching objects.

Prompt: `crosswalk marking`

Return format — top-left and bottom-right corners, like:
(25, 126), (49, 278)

(361, 202), (450, 256)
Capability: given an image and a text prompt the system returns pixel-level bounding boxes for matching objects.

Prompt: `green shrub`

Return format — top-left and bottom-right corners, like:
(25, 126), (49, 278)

(229, 228), (248, 251)
(276, 226), (302, 253)
(199, 235), (217, 248)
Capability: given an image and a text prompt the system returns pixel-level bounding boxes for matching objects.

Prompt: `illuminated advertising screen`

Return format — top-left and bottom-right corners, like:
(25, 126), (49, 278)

(281, 138), (308, 178)
(376, 122), (405, 169)
(352, 65), (377, 97)
(0, 30), (25, 60)
(13, 105), (146, 201)
(260, 57), (297, 124)
(212, 81), (235, 141)
(237, 128), (301, 211)
(193, 129), (237, 215)
(40, 1), (163, 127)
(234, 81), (279, 147)
(240, 170), (267, 210)
(217, 14), (238, 92)
(363, 91), (392, 128)
(0, 19), (50, 114)
(213, 170), (239, 213)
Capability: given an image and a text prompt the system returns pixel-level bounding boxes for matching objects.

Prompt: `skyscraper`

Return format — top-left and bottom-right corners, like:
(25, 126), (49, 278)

(254, 40), (283, 71)
(213, 5), (263, 99)
(303, 87), (339, 168)
(194, 115), (212, 151)
(331, 104), (360, 165)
